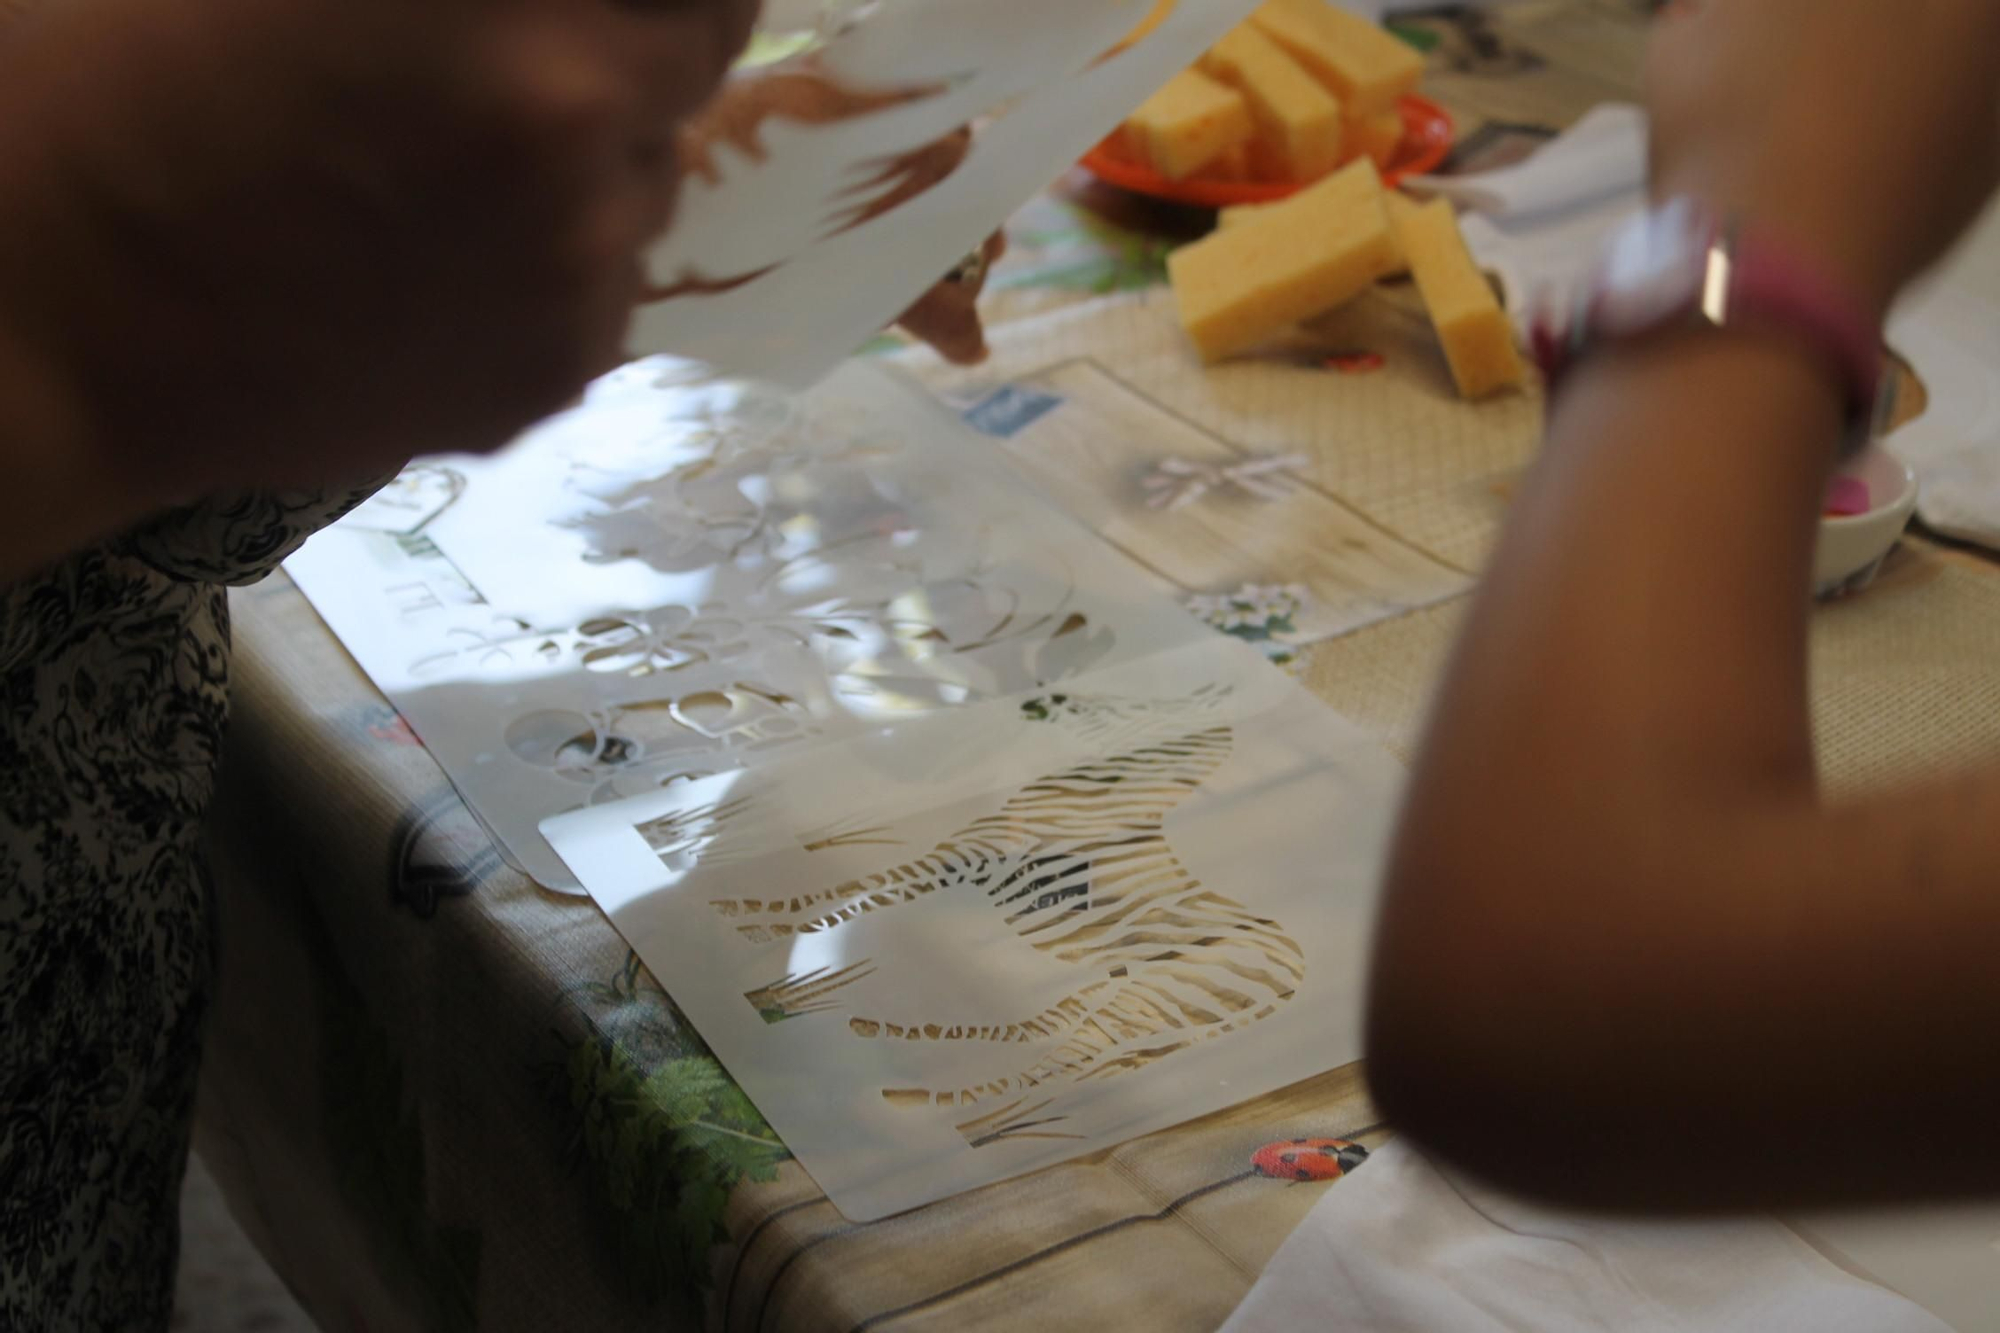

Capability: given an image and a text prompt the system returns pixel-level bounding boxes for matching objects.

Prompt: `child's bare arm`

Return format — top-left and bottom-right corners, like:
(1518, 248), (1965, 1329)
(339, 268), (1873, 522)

(1366, 0), (2000, 1210)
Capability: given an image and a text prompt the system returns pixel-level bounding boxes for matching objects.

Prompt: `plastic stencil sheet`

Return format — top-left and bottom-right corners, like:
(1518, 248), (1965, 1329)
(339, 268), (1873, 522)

(542, 635), (1405, 1219)
(287, 359), (1216, 887)
(630, 0), (1259, 385)
(1790, 1203), (2000, 1333)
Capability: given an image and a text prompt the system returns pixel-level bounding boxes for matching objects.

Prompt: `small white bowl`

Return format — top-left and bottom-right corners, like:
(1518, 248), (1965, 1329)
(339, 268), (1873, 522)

(1814, 448), (1918, 598)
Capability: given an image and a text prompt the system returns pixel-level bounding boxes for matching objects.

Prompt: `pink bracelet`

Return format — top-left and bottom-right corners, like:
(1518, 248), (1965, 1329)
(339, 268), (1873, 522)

(1530, 199), (1887, 456)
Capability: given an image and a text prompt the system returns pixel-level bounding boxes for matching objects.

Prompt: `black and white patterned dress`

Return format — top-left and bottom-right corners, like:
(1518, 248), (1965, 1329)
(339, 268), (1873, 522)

(0, 485), (380, 1329)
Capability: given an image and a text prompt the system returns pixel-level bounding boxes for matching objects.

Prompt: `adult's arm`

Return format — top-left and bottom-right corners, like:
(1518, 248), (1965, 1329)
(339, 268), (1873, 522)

(0, 0), (756, 582)
(0, 290), (139, 579)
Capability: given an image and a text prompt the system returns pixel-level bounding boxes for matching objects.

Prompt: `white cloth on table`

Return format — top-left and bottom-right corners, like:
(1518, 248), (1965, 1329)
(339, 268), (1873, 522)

(1409, 103), (1649, 334)
(1222, 1140), (1951, 1333)
(1412, 102), (1648, 225)
(1883, 279), (2000, 551)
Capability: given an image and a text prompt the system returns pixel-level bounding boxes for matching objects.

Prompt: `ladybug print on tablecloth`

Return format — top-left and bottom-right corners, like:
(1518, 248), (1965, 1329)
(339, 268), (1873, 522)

(1323, 351), (1386, 375)
(1252, 1137), (1371, 1183)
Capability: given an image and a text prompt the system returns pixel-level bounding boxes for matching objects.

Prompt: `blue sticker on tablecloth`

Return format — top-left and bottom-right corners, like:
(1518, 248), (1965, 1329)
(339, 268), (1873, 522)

(962, 385), (1063, 439)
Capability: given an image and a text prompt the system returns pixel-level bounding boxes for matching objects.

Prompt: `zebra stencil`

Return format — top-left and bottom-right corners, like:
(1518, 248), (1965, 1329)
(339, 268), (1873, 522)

(701, 685), (1305, 1146)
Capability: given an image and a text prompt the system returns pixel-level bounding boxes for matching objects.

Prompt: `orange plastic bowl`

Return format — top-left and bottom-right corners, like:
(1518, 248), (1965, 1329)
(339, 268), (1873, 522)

(1080, 94), (1453, 208)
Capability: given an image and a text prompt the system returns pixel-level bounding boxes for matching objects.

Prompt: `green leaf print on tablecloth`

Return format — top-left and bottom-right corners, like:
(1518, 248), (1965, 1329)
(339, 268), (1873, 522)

(859, 332), (912, 357)
(545, 952), (789, 1319)
(999, 205), (1173, 296)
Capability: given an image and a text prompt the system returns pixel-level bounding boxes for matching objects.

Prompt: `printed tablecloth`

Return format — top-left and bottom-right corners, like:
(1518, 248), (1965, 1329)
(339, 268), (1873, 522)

(192, 3), (2000, 1328)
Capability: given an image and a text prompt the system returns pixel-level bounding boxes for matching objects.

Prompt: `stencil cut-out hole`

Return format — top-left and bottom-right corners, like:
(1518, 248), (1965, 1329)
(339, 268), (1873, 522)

(504, 710), (641, 777)
(675, 691), (739, 731)
(504, 710), (597, 767)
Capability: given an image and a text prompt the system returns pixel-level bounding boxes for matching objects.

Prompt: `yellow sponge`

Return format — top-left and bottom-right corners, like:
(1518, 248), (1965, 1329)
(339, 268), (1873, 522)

(1200, 24), (1344, 183)
(1350, 107), (1405, 169)
(1218, 188), (1422, 278)
(1249, 0), (1424, 117)
(1394, 198), (1524, 399)
(1126, 68), (1254, 180)
(1214, 202), (1262, 230)
(1169, 158), (1400, 361)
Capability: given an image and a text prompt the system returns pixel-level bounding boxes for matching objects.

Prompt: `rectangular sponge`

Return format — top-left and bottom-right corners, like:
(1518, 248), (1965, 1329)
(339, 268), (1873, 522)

(1395, 197), (1525, 398)
(1168, 158), (1400, 362)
